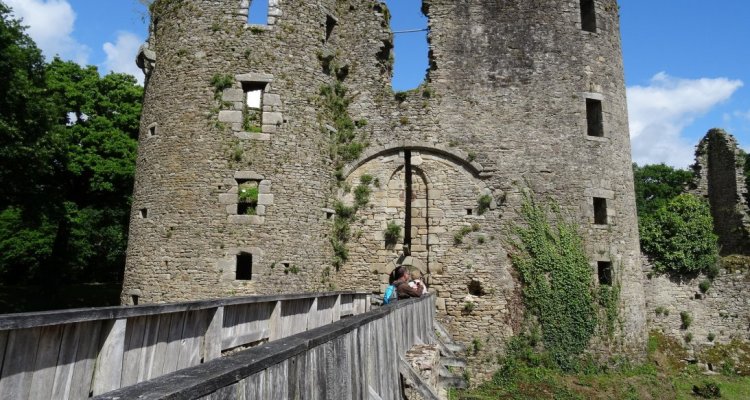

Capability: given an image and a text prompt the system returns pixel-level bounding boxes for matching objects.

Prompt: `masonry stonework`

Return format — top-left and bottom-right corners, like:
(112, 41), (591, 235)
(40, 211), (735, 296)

(691, 128), (750, 256)
(124, 0), (646, 360)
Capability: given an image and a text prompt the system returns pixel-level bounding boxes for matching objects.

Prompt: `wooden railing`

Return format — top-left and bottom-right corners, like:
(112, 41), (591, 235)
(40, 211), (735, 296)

(97, 295), (436, 400)
(0, 291), (370, 400)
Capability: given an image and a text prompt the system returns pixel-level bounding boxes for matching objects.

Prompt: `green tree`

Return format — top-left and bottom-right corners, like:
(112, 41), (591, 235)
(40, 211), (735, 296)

(640, 194), (719, 274)
(0, 2), (52, 207)
(0, 5), (142, 293)
(633, 163), (693, 219)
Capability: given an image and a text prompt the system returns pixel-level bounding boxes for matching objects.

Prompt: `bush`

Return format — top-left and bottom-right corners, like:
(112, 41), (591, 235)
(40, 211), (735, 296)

(640, 194), (719, 274)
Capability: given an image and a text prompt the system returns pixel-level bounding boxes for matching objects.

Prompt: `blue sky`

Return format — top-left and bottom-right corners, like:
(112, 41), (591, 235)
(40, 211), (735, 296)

(6, 0), (749, 168)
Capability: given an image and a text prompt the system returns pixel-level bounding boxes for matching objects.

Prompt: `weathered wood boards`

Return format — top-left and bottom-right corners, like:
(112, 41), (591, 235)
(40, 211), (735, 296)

(0, 291), (370, 400)
(94, 295), (436, 400)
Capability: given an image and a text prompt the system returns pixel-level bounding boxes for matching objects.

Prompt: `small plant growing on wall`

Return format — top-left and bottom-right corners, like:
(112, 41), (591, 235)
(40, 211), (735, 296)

(477, 194), (493, 215)
(384, 221), (401, 247)
(699, 279), (711, 294)
(463, 301), (476, 313)
(680, 311), (692, 330)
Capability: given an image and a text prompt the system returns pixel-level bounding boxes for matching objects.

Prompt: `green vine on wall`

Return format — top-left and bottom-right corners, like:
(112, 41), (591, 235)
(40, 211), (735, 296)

(509, 191), (599, 369)
(330, 177), (373, 270)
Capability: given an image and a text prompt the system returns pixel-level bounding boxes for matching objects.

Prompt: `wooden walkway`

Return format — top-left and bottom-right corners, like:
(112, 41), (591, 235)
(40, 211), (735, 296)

(0, 291), (370, 400)
(98, 295), (435, 400)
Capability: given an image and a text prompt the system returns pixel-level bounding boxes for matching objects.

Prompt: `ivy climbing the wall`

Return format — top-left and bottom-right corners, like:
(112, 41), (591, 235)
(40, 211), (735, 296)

(510, 191), (598, 369)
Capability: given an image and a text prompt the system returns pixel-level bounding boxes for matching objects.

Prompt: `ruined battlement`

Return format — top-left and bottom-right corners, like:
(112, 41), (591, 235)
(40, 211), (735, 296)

(123, 0), (645, 359)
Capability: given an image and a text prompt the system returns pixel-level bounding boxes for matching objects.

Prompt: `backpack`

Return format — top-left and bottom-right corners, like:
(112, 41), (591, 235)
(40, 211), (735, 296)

(383, 284), (397, 305)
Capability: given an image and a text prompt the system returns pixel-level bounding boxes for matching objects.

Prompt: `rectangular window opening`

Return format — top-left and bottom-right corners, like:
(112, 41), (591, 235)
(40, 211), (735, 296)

(466, 208), (473, 216)
(247, 0), (269, 26)
(580, 0), (597, 33)
(236, 253), (253, 280)
(148, 125), (157, 137)
(597, 261), (612, 285)
(139, 208), (148, 219)
(586, 98), (604, 137)
(242, 82), (264, 133)
(593, 197), (608, 225)
(237, 179), (259, 215)
(131, 295), (139, 305)
(325, 15), (337, 42)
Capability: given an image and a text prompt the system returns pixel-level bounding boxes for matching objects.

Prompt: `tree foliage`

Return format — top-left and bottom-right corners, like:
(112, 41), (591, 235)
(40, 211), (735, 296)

(0, 4), (142, 299)
(640, 194), (719, 274)
(633, 163), (693, 219)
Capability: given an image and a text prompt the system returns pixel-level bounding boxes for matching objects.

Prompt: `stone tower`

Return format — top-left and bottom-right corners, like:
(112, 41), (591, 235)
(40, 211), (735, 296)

(124, 0), (646, 356)
(692, 129), (750, 255)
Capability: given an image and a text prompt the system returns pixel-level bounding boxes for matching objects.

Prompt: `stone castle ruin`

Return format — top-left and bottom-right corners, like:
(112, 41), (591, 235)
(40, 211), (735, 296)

(692, 128), (750, 256)
(124, 0), (647, 357)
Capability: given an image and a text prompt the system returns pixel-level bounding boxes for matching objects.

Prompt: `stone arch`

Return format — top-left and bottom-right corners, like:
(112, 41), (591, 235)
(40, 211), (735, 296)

(339, 146), (493, 291)
(340, 143), (485, 180)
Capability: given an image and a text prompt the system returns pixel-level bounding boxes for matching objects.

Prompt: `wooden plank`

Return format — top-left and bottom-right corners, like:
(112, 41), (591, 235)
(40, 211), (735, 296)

(120, 316), (146, 387)
(204, 307), (223, 362)
(0, 291), (368, 330)
(148, 313), (171, 380)
(221, 330), (266, 351)
(69, 321), (102, 400)
(138, 314), (161, 382)
(268, 301), (282, 341)
(91, 318), (126, 396)
(161, 311), (186, 375)
(51, 323), (82, 400)
(0, 330), (8, 378)
(28, 325), (64, 400)
(177, 310), (206, 370)
(0, 327), (41, 400)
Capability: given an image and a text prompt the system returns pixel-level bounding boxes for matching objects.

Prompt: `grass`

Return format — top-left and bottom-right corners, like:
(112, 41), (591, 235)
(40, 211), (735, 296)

(449, 331), (750, 400)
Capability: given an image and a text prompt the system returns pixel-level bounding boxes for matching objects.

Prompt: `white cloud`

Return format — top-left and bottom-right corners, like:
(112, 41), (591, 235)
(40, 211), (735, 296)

(5, 0), (89, 64)
(102, 31), (145, 85)
(627, 72), (743, 168)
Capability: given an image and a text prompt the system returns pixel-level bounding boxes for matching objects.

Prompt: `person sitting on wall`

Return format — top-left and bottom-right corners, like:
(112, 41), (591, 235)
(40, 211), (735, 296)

(389, 266), (425, 299)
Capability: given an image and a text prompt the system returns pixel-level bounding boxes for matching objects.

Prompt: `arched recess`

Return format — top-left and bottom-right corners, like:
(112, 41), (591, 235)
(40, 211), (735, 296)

(338, 146), (491, 289)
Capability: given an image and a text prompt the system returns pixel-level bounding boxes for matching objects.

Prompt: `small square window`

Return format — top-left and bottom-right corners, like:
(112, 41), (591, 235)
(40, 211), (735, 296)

(466, 209), (473, 216)
(597, 261), (612, 285)
(148, 125), (157, 137)
(593, 197), (607, 225)
(236, 253), (253, 280)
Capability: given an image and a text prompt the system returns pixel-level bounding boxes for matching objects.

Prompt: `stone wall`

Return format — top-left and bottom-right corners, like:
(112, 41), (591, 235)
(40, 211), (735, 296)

(691, 128), (750, 255)
(124, 0), (645, 361)
(643, 257), (750, 356)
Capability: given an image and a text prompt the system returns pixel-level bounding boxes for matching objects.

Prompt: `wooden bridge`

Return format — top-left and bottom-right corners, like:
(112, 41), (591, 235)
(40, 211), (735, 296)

(0, 292), (444, 399)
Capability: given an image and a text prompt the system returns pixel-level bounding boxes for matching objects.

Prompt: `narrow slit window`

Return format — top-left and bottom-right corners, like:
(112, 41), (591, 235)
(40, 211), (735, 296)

(131, 295), (139, 305)
(593, 197), (607, 225)
(236, 253), (253, 280)
(148, 124), (157, 137)
(586, 98), (604, 137)
(325, 15), (337, 42)
(580, 0), (597, 33)
(237, 179), (259, 215)
(139, 208), (148, 219)
(597, 261), (612, 285)
(247, 0), (269, 25)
